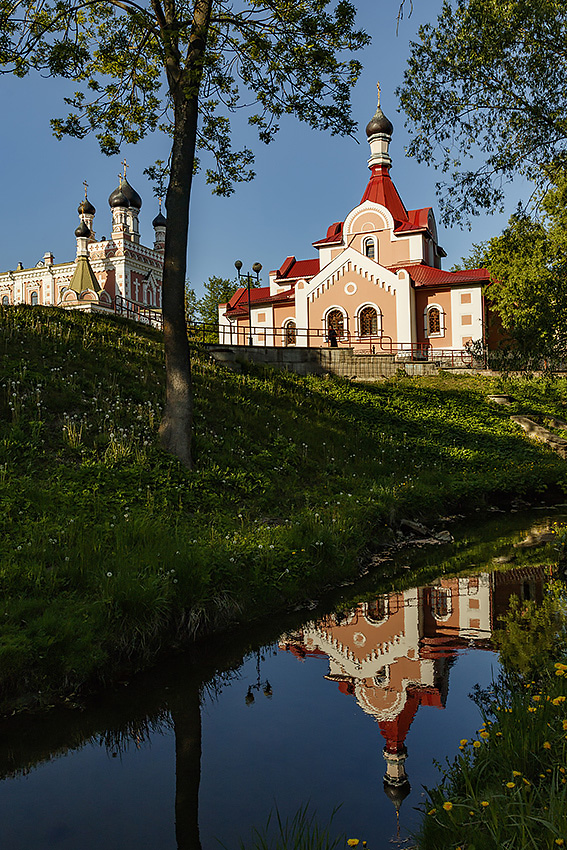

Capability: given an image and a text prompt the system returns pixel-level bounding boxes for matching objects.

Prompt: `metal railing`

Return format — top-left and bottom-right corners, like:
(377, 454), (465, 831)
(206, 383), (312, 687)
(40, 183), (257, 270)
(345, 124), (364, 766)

(114, 295), (163, 329)
(108, 305), (475, 366)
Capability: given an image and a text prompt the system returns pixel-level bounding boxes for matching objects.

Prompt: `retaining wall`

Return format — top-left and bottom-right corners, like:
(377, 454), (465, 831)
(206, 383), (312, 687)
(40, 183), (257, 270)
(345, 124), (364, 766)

(205, 345), (440, 379)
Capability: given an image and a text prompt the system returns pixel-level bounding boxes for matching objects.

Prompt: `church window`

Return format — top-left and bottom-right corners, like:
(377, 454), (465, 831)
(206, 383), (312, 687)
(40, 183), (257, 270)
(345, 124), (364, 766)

(431, 587), (452, 620)
(30, 291), (39, 306)
(364, 237), (375, 259)
(284, 320), (297, 346)
(359, 306), (379, 337)
(366, 596), (388, 623)
(1, 296), (9, 306)
(425, 305), (444, 337)
(327, 309), (344, 337)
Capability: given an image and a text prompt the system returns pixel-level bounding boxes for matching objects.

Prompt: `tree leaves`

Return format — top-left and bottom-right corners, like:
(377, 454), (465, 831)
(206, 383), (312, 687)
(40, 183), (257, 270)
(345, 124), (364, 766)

(398, 0), (567, 225)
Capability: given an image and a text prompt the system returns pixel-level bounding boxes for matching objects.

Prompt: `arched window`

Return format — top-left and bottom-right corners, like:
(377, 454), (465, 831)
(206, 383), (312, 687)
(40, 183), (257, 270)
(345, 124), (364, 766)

(1, 296), (9, 306)
(284, 320), (297, 346)
(30, 291), (39, 306)
(366, 597), (388, 624)
(431, 587), (452, 620)
(359, 306), (379, 337)
(364, 237), (375, 259)
(327, 309), (344, 337)
(425, 305), (445, 337)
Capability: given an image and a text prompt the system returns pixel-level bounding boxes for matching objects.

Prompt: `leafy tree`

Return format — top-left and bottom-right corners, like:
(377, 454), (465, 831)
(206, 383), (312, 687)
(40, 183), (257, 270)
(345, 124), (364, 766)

(397, 0), (567, 225)
(1, 0), (369, 466)
(458, 176), (567, 364)
(196, 274), (260, 327)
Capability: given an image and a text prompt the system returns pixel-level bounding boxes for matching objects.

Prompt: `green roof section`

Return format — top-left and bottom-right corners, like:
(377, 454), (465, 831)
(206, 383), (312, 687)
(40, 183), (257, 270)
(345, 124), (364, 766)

(68, 255), (101, 295)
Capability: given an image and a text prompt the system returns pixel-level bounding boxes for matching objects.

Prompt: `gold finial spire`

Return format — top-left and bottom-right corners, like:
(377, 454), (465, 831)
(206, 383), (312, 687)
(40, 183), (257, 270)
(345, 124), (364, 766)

(121, 159), (129, 179)
(158, 197), (162, 211)
(83, 179), (89, 199)
(377, 81), (381, 107)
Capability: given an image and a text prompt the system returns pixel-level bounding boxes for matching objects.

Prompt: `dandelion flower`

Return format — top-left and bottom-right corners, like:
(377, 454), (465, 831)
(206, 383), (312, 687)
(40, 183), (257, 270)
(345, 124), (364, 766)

(480, 730), (490, 739)
(481, 801), (489, 808)
(442, 801), (453, 811)
(543, 741), (552, 750)
(473, 741), (481, 748)
(555, 840), (564, 847)
(460, 739), (468, 746)
(512, 771), (522, 777)
(427, 809), (436, 816)
(506, 782), (515, 789)
(347, 840), (359, 847)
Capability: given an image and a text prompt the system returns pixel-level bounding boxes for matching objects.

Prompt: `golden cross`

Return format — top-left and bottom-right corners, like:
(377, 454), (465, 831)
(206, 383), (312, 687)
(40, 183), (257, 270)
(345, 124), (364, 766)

(83, 179), (88, 199)
(121, 159), (129, 179)
(377, 81), (381, 107)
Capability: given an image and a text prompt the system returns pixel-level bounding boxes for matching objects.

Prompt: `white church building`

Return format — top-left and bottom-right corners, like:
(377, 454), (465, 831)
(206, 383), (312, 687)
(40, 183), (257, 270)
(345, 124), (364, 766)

(0, 175), (166, 317)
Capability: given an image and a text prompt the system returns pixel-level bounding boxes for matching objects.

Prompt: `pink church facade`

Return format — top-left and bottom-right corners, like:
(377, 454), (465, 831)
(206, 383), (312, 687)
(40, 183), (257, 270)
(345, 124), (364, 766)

(219, 92), (489, 356)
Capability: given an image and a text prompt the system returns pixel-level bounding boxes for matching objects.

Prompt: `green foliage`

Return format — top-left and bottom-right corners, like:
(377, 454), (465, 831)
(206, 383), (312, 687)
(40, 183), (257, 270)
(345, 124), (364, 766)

(398, 0), (567, 224)
(457, 175), (567, 363)
(196, 275), (239, 326)
(494, 585), (567, 677)
(2, 306), (567, 711)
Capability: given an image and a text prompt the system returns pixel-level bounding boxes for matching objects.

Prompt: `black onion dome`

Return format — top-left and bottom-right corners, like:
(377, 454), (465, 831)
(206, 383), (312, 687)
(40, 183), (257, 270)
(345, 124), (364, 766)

(366, 105), (394, 137)
(152, 211), (167, 228)
(383, 779), (411, 811)
(78, 198), (96, 215)
(108, 184), (130, 208)
(120, 178), (142, 209)
(75, 220), (91, 238)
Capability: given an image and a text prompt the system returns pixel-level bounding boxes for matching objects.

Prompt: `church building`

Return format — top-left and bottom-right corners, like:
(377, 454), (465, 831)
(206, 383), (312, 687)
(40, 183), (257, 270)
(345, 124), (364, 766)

(219, 89), (489, 354)
(0, 173), (166, 316)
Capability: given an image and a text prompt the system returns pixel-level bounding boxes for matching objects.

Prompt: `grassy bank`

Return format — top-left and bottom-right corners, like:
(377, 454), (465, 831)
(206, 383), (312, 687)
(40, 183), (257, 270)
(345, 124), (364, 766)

(415, 583), (567, 849)
(1, 305), (567, 713)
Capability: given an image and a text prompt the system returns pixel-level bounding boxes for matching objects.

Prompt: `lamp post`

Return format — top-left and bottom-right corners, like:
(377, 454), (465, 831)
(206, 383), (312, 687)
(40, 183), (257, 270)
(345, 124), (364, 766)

(235, 260), (262, 347)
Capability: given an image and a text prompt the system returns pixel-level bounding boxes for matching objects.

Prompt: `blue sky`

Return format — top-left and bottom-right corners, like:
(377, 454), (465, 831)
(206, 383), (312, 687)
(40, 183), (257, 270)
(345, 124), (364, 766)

(0, 0), (526, 297)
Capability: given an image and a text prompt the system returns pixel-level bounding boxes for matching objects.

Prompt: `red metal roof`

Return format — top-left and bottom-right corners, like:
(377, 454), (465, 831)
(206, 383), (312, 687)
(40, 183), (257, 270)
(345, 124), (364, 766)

(276, 257), (320, 281)
(394, 207), (432, 233)
(313, 221), (344, 247)
(389, 263), (489, 287)
(360, 165), (408, 224)
(225, 286), (295, 317)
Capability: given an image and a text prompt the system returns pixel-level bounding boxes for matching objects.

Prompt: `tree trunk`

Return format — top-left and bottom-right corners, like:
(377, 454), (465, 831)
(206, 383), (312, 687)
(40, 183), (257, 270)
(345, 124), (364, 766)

(158, 0), (212, 468)
(158, 92), (198, 467)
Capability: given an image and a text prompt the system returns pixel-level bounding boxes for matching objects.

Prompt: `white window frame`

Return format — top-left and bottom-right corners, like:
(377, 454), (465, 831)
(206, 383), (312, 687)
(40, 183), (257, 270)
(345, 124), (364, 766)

(282, 318), (297, 347)
(363, 235), (378, 261)
(424, 303), (446, 338)
(356, 302), (382, 338)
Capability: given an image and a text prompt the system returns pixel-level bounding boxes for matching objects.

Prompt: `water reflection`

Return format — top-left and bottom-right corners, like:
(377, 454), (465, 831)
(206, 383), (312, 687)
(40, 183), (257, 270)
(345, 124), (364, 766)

(279, 565), (546, 834)
(0, 526), (554, 849)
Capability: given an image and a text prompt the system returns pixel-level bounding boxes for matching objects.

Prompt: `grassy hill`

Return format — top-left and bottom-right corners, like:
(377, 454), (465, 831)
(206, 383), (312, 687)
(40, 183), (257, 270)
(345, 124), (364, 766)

(1, 304), (566, 713)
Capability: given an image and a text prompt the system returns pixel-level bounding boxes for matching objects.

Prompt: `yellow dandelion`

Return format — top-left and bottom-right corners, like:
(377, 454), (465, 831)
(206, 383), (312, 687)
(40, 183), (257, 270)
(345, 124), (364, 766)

(427, 809), (436, 816)
(473, 741), (481, 748)
(480, 730), (490, 739)
(544, 741), (552, 750)
(512, 770), (522, 777)
(553, 696), (566, 705)
(522, 777), (531, 786)
(528, 706), (536, 713)
(506, 782), (515, 789)
(460, 739), (468, 746)
(533, 695), (541, 702)
(563, 720), (567, 731)
(496, 732), (502, 737)
(347, 840), (359, 847)
(481, 801), (489, 808)
(556, 670), (565, 677)
(442, 801), (453, 811)
(555, 840), (564, 847)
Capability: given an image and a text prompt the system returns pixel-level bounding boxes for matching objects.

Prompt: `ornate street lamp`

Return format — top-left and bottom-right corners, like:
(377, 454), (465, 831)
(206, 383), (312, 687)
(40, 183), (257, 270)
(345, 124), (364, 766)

(235, 260), (262, 346)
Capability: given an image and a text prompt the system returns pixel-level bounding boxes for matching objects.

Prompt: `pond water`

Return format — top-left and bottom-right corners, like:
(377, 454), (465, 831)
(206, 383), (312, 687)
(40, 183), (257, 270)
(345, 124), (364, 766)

(0, 510), (563, 849)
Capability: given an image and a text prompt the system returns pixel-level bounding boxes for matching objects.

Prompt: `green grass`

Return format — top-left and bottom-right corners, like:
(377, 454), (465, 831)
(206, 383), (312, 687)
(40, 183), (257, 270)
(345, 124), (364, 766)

(2, 304), (567, 713)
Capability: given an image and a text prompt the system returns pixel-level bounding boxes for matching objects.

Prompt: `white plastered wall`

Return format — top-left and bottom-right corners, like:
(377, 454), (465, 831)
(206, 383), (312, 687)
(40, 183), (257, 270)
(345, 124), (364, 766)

(450, 286), (483, 349)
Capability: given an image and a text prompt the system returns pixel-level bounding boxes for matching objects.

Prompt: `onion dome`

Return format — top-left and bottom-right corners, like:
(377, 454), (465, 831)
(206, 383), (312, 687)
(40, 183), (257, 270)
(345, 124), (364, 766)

(108, 183), (130, 208)
(78, 197), (96, 215)
(152, 210), (167, 228)
(383, 778), (411, 811)
(75, 220), (90, 238)
(366, 105), (393, 137)
(119, 177), (142, 209)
